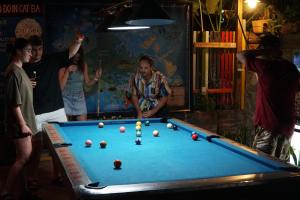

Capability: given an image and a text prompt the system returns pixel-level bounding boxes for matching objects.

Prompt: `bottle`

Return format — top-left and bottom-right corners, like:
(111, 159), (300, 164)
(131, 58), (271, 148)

(32, 71), (37, 81)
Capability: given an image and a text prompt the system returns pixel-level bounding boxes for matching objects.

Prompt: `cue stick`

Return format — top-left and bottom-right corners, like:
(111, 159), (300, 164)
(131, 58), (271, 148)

(97, 59), (102, 118)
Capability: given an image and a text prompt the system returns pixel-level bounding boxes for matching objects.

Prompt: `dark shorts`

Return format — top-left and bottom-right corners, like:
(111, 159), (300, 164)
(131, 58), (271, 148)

(252, 125), (291, 162)
(6, 124), (33, 139)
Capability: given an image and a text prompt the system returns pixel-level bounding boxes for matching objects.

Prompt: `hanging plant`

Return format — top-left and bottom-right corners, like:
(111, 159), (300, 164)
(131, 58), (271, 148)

(193, 0), (235, 31)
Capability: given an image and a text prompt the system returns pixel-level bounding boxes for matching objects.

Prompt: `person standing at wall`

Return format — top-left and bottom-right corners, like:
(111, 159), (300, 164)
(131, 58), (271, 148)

(237, 34), (300, 162)
(23, 32), (84, 189)
(1, 38), (38, 200)
(58, 47), (102, 121)
(127, 55), (172, 119)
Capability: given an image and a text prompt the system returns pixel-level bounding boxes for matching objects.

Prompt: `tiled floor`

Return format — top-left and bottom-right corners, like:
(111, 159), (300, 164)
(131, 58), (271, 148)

(0, 151), (70, 200)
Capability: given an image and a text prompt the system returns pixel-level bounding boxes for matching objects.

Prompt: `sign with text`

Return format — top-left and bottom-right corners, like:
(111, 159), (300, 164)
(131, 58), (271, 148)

(0, 3), (43, 16)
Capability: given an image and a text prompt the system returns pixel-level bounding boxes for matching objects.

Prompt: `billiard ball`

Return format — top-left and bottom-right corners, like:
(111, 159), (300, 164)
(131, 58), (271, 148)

(173, 125), (178, 130)
(167, 123), (173, 129)
(99, 140), (107, 148)
(135, 138), (142, 145)
(153, 130), (159, 137)
(145, 121), (150, 126)
(114, 160), (122, 169)
(192, 133), (198, 141)
(136, 130), (142, 137)
(119, 126), (126, 133)
(85, 139), (92, 147)
(98, 122), (104, 128)
(136, 125), (141, 131)
(136, 121), (142, 126)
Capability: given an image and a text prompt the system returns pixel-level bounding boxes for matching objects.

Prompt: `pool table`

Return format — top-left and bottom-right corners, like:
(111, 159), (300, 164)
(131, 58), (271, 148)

(43, 118), (300, 199)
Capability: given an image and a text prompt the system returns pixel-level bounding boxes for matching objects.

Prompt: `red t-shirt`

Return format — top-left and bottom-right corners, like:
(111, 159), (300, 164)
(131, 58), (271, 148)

(246, 55), (299, 137)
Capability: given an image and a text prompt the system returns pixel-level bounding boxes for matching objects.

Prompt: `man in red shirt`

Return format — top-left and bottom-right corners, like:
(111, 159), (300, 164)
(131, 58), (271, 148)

(237, 34), (300, 161)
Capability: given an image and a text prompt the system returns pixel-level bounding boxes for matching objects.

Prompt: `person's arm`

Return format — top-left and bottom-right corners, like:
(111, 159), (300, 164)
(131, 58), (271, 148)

(131, 95), (143, 119)
(237, 48), (282, 64)
(13, 106), (32, 136)
(236, 49), (262, 65)
(68, 32), (85, 59)
(58, 67), (69, 90)
(84, 63), (102, 86)
(58, 65), (78, 90)
(142, 96), (168, 118)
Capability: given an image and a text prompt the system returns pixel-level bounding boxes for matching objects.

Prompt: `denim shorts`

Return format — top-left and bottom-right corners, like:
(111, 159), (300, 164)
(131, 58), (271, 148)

(62, 90), (87, 116)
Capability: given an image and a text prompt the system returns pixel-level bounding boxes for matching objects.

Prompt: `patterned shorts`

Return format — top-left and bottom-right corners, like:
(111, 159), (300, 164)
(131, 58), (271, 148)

(252, 126), (291, 162)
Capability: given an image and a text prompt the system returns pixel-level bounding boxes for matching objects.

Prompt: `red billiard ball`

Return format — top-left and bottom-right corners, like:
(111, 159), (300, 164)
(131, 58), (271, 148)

(98, 122), (104, 128)
(85, 139), (92, 147)
(119, 126), (126, 133)
(192, 133), (198, 141)
(99, 140), (107, 148)
(114, 160), (122, 169)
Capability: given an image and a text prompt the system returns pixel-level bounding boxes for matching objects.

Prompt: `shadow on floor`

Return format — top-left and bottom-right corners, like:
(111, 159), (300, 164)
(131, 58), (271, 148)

(0, 152), (70, 200)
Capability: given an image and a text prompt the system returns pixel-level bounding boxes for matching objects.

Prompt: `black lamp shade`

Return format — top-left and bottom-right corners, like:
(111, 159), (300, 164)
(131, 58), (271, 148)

(125, 0), (174, 26)
(108, 7), (150, 30)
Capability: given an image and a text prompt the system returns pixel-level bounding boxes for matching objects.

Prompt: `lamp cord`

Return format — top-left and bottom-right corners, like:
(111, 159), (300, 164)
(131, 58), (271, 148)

(237, 14), (249, 49)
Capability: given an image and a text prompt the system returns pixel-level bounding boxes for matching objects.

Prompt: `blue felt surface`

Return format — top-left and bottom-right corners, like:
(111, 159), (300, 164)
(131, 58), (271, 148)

(53, 118), (284, 186)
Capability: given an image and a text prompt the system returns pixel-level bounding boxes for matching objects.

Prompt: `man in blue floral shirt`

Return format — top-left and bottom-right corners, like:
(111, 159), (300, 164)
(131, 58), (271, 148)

(127, 55), (172, 118)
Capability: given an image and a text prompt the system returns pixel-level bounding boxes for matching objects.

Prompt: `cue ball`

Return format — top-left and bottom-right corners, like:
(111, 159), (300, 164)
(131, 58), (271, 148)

(135, 138), (142, 145)
(119, 126), (126, 133)
(145, 121), (150, 126)
(99, 140), (107, 148)
(192, 133), (198, 141)
(114, 160), (122, 169)
(98, 122), (104, 128)
(167, 123), (173, 129)
(153, 130), (159, 137)
(136, 121), (142, 126)
(85, 139), (92, 147)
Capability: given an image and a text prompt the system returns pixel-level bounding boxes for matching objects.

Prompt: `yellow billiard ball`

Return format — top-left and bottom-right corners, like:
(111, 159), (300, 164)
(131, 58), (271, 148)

(136, 125), (141, 131)
(136, 121), (142, 126)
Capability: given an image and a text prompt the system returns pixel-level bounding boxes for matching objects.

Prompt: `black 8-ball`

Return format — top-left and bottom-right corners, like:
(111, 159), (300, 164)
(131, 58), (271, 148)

(145, 121), (150, 126)
(135, 138), (141, 145)
(173, 125), (178, 130)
